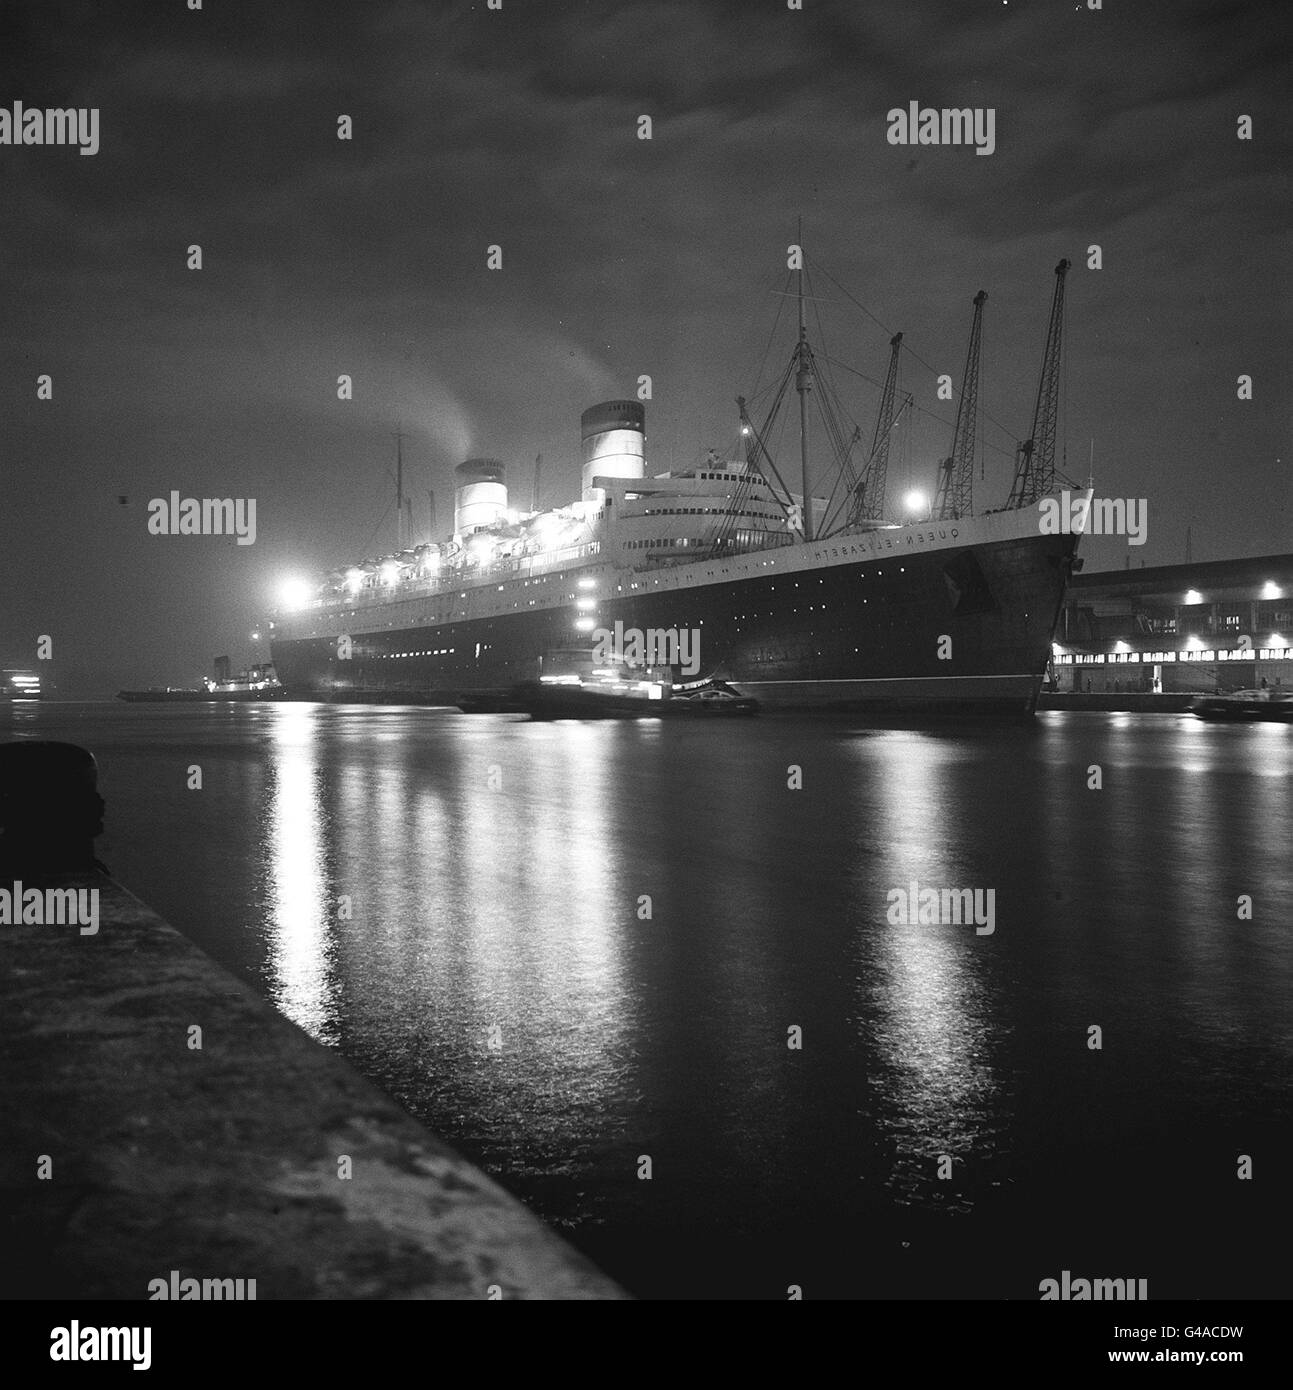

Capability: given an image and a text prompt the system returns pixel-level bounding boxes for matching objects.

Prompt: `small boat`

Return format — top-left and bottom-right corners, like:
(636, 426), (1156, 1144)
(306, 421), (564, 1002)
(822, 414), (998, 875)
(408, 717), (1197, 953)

(513, 677), (759, 720)
(663, 681), (761, 715)
(459, 646), (759, 719)
(508, 669), (761, 722)
(1191, 689), (1293, 722)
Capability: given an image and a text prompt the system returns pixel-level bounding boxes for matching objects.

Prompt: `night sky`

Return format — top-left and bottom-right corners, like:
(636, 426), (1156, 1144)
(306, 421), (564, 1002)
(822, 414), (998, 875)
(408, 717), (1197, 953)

(2, 0), (1287, 693)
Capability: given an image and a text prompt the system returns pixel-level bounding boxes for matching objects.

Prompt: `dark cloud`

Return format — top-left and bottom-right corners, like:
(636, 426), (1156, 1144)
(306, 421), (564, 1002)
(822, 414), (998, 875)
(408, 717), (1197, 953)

(0, 0), (1287, 691)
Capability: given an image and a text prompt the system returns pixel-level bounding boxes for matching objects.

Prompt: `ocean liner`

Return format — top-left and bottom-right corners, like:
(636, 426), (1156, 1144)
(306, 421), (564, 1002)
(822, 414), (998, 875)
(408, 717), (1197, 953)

(269, 259), (1084, 714)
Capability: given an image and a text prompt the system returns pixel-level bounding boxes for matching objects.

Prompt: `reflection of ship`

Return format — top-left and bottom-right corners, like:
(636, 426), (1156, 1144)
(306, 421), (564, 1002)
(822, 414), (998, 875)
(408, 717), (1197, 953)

(118, 658), (284, 703)
(270, 257), (1084, 716)
(1, 669), (42, 701)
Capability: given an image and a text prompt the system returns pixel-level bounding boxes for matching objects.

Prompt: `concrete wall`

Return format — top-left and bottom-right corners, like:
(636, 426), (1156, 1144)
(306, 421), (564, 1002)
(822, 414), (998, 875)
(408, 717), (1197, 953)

(1038, 692), (1197, 713)
(0, 871), (626, 1300)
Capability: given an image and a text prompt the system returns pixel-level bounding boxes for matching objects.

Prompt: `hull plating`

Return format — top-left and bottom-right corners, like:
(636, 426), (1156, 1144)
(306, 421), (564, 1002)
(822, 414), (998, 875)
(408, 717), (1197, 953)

(270, 523), (1079, 714)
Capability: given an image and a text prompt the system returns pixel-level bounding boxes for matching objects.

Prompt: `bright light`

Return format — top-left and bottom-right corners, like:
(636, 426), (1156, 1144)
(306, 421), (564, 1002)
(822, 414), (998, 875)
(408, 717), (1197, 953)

(574, 617), (596, 631)
(576, 598), (597, 611)
(422, 552), (440, 574)
(532, 512), (562, 533)
(741, 425), (751, 437)
(344, 567), (364, 593)
(577, 577), (596, 589)
(1262, 581), (1281, 600)
(1184, 589), (1203, 604)
(1113, 640), (1131, 653)
(278, 577), (314, 611)
(903, 489), (928, 515)
(1186, 635), (1205, 649)
(468, 536), (496, 564)
(380, 561), (402, 586)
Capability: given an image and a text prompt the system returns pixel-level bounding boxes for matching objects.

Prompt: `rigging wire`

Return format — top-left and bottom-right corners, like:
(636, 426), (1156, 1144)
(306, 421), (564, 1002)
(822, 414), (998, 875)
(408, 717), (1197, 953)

(812, 258), (1027, 458)
(821, 353), (1019, 466)
(743, 270), (794, 404)
(358, 497), (396, 560)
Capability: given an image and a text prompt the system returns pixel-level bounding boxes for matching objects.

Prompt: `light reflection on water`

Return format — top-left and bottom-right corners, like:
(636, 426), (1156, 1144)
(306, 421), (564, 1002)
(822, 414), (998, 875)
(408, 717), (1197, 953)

(264, 705), (336, 1040)
(258, 709), (641, 1186)
(5, 701), (1290, 1297)
(852, 731), (1004, 1213)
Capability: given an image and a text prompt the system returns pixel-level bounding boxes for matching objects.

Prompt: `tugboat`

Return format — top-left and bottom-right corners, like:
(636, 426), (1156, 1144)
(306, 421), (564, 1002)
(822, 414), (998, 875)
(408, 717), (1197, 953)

(459, 647), (759, 719)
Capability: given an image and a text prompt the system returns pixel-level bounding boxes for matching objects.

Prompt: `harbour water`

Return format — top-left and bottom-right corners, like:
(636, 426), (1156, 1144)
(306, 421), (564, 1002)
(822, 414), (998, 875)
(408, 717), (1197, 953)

(4, 701), (1290, 1299)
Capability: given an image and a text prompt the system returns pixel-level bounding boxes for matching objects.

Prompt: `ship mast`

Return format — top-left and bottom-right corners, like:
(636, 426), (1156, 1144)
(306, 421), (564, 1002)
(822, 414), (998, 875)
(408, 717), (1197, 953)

(795, 218), (813, 541)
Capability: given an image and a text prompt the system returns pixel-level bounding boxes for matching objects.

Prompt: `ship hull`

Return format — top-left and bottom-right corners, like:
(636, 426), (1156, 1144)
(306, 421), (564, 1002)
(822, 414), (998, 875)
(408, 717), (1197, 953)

(269, 511), (1079, 715)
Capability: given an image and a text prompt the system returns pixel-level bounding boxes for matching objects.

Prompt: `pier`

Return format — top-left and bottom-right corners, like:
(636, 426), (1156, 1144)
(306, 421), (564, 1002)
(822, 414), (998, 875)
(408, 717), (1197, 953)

(0, 742), (625, 1301)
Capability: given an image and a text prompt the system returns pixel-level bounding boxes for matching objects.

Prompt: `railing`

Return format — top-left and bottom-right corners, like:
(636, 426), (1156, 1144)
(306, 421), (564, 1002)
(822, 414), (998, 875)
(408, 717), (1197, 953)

(283, 543), (603, 615)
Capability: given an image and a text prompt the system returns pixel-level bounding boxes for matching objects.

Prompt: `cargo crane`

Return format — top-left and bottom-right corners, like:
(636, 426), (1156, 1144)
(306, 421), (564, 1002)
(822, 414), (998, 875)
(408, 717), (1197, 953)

(934, 290), (987, 520)
(850, 332), (903, 525)
(1006, 258), (1071, 509)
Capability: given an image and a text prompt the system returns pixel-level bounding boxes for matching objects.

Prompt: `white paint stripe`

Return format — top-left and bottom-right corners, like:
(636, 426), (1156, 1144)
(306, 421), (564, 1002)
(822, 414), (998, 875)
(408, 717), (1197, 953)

(743, 674), (1036, 685)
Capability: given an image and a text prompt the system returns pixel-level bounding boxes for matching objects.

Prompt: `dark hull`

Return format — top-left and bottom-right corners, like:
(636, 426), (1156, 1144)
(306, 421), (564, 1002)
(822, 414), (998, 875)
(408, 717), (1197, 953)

(271, 529), (1079, 715)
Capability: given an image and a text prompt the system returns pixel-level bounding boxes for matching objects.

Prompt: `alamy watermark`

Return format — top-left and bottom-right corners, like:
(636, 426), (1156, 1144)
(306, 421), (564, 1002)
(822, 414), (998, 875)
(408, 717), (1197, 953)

(1, 881), (99, 935)
(147, 492), (257, 545)
(593, 621), (701, 677)
(147, 1270), (257, 1300)
(50, 1323), (150, 1370)
(0, 102), (99, 156)
(1039, 1270), (1148, 1300)
(1038, 491), (1147, 546)
(886, 102), (995, 156)
(885, 880), (995, 935)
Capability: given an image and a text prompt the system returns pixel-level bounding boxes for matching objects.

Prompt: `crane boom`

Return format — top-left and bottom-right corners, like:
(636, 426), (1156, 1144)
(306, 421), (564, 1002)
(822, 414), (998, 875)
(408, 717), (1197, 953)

(851, 332), (902, 524)
(1007, 258), (1070, 509)
(935, 290), (987, 521)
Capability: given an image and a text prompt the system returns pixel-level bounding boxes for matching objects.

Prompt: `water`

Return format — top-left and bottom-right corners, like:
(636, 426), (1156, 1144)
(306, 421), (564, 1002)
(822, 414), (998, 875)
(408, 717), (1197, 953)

(4, 701), (1290, 1299)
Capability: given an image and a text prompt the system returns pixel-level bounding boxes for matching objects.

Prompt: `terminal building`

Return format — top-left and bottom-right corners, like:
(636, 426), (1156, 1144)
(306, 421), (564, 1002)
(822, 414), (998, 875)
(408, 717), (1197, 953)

(1053, 553), (1293, 694)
